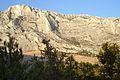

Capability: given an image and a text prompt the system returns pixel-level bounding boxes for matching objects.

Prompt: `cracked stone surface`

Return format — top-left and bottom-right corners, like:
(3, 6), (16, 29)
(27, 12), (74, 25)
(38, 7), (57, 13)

(0, 5), (120, 54)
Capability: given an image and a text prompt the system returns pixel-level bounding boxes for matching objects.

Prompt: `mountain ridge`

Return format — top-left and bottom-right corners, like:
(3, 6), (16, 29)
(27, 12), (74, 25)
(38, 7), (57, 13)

(0, 5), (120, 54)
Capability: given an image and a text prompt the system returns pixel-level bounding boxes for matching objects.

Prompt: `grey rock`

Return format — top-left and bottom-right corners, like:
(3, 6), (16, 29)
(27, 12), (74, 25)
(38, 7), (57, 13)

(0, 5), (120, 54)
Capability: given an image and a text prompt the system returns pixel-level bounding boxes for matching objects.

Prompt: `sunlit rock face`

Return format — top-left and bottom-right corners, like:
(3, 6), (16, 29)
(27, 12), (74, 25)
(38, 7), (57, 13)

(0, 5), (120, 54)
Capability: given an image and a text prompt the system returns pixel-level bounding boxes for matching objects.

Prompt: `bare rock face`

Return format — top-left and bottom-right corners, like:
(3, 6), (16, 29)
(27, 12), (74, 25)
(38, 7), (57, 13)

(0, 5), (120, 54)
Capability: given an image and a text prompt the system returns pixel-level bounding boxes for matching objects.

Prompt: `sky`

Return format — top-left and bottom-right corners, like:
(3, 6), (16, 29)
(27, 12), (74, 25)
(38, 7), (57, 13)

(0, 0), (120, 18)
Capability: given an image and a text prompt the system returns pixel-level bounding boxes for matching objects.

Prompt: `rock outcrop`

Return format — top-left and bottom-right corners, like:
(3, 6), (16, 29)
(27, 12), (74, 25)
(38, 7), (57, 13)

(0, 5), (120, 54)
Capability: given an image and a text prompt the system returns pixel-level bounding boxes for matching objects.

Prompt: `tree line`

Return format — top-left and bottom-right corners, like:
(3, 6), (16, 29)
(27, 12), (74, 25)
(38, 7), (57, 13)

(0, 37), (120, 80)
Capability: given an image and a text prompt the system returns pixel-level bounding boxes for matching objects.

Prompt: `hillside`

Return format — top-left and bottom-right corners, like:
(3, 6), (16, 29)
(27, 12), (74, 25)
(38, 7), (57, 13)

(0, 5), (120, 54)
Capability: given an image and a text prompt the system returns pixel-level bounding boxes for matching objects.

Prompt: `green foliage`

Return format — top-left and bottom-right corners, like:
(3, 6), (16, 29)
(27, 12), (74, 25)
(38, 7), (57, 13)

(77, 49), (96, 57)
(21, 39), (98, 80)
(97, 42), (120, 80)
(0, 38), (120, 80)
(0, 37), (27, 80)
(26, 39), (67, 80)
(78, 62), (97, 80)
(27, 39), (97, 80)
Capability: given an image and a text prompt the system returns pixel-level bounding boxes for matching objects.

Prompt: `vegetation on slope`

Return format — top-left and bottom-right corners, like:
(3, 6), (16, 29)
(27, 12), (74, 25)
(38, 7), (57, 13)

(0, 37), (120, 80)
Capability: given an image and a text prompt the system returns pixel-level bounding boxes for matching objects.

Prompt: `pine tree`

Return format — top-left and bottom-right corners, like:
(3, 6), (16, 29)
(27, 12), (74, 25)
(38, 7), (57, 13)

(97, 42), (120, 80)
(0, 37), (26, 80)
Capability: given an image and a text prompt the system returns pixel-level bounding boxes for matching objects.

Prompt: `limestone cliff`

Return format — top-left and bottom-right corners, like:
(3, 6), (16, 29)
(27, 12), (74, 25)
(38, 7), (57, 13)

(0, 5), (120, 54)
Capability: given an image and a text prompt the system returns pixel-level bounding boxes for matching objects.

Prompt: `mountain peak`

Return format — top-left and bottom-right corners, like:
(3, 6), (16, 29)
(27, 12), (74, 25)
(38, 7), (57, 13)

(5, 5), (32, 16)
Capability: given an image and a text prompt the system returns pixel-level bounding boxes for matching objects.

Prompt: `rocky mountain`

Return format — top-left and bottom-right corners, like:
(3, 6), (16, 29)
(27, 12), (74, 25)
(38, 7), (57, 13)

(0, 5), (120, 54)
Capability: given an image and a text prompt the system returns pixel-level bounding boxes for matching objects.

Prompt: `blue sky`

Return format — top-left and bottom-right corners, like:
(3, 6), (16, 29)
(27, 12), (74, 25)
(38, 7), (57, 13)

(0, 0), (120, 17)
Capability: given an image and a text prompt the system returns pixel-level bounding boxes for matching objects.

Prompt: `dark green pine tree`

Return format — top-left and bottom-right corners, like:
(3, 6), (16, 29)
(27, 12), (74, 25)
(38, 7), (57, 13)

(97, 42), (120, 80)
(0, 37), (27, 80)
